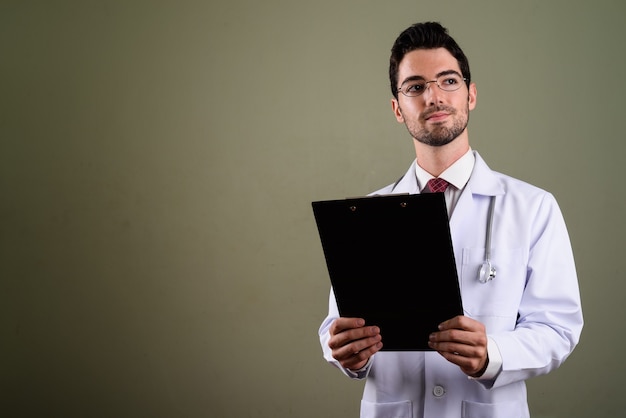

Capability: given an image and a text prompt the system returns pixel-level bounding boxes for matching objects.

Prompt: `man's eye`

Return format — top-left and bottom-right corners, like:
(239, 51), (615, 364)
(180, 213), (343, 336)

(442, 77), (458, 85)
(407, 83), (424, 92)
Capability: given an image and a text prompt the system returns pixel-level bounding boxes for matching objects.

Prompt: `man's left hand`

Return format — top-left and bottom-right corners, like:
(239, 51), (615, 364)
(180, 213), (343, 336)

(428, 315), (489, 377)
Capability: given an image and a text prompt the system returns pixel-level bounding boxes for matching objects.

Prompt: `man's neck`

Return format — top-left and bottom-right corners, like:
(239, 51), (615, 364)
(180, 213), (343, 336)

(413, 135), (470, 177)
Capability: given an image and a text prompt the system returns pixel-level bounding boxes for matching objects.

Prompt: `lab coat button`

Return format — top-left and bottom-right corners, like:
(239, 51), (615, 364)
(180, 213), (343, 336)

(433, 385), (445, 397)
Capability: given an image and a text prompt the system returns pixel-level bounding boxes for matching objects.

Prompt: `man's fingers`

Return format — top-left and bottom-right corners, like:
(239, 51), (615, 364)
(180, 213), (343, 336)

(329, 317), (365, 335)
(429, 340), (484, 357)
(335, 335), (380, 360)
(430, 328), (487, 348)
(339, 339), (384, 370)
(438, 315), (485, 333)
(328, 326), (380, 350)
(327, 318), (383, 370)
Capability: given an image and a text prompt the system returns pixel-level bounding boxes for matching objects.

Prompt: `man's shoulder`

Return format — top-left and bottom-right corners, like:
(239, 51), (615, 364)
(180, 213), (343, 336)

(487, 170), (563, 219)
(492, 170), (552, 197)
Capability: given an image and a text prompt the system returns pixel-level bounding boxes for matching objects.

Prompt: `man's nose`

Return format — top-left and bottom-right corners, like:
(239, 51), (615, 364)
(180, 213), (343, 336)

(422, 81), (441, 104)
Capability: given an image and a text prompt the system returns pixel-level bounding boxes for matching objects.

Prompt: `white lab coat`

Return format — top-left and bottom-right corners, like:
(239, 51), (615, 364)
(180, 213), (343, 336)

(319, 151), (583, 418)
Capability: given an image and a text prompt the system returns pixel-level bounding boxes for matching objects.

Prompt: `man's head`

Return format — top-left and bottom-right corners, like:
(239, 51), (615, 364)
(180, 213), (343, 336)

(389, 22), (471, 100)
(388, 22), (476, 149)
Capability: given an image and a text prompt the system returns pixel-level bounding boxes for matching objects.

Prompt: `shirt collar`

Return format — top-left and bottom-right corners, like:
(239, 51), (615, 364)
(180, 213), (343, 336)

(415, 148), (475, 192)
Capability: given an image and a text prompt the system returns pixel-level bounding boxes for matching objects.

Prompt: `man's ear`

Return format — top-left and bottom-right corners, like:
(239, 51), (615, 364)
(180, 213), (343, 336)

(468, 83), (477, 111)
(391, 98), (404, 123)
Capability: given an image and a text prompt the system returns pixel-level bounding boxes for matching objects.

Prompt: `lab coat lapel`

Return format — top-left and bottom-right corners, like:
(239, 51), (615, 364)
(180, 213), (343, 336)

(449, 152), (504, 241)
(465, 151), (504, 197)
(389, 160), (420, 194)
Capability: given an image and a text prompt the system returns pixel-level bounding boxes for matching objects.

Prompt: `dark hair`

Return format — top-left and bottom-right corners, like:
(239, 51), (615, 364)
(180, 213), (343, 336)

(389, 22), (471, 99)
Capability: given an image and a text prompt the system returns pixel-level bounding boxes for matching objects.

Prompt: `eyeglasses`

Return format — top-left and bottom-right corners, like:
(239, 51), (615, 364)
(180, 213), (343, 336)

(397, 73), (467, 97)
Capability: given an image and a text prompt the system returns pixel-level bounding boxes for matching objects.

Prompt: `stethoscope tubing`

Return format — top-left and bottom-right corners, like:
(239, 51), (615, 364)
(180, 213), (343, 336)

(478, 196), (497, 283)
(485, 196), (496, 264)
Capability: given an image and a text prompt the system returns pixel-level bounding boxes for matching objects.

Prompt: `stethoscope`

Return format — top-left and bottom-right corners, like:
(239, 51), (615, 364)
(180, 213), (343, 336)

(478, 196), (497, 283)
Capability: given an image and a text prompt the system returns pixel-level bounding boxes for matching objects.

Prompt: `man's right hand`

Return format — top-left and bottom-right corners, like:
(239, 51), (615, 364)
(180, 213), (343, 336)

(328, 318), (383, 370)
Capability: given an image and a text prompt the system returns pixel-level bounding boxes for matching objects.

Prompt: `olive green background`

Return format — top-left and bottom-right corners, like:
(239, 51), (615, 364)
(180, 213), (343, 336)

(1, 1), (624, 417)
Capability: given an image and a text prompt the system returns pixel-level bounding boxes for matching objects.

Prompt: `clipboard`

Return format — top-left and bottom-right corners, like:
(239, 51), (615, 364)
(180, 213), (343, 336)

(312, 193), (463, 351)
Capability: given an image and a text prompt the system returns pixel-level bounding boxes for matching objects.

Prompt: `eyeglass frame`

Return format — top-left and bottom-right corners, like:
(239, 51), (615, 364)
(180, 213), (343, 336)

(396, 71), (468, 98)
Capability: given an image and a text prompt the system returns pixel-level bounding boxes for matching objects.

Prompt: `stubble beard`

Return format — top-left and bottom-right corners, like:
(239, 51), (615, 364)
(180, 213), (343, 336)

(404, 104), (470, 147)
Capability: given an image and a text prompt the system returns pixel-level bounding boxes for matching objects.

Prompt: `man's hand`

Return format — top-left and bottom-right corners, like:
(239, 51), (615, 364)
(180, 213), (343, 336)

(428, 315), (489, 377)
(328, 318), (383, 371)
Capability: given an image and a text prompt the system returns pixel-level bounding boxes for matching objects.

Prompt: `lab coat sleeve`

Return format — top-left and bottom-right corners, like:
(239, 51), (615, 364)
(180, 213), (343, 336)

(489, 192), (583, 389)
(319, 288), (371, 380)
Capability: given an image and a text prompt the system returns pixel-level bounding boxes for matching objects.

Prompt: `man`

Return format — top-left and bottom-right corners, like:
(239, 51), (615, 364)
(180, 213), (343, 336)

(318, 22), (583, 418)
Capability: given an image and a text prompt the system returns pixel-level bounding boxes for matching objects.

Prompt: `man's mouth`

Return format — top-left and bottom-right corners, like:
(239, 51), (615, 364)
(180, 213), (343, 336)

(425, 112), (450, 122)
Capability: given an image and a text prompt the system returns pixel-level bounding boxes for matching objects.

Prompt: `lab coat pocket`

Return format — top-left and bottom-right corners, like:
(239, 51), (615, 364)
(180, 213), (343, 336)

(461, 399), (524, 418)
(360, 399), (412, 418)
(460, 248), (525, 320)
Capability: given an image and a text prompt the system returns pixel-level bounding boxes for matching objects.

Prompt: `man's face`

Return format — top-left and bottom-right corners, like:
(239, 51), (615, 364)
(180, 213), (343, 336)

(391, 48), (477, 147)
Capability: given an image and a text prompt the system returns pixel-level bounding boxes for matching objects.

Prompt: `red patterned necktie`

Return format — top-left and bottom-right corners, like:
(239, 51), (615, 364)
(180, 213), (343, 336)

(426, 178), (449, 193)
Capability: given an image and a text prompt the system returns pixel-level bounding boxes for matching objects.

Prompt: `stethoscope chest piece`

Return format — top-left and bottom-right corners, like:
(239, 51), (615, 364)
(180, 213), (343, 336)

(478, 261), (496, 284)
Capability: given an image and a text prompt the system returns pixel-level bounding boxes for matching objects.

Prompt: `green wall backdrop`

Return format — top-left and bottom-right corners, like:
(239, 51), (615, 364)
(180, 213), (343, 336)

(1, 1), (624, 417)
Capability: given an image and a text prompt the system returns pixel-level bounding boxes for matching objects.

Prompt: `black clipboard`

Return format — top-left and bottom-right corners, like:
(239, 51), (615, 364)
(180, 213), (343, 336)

(312, 193), (463, 351)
